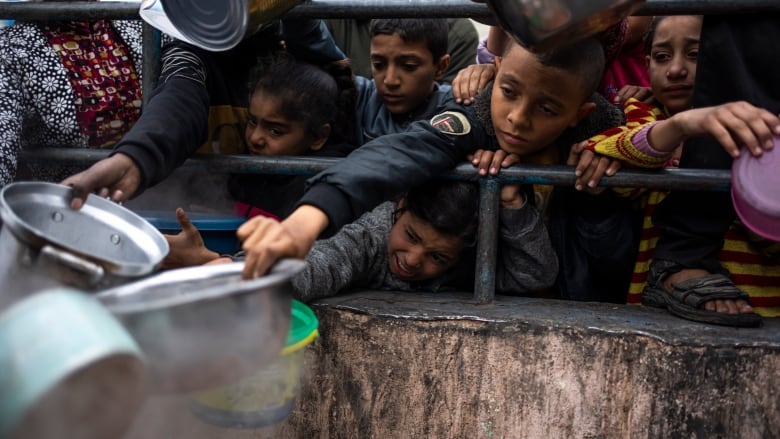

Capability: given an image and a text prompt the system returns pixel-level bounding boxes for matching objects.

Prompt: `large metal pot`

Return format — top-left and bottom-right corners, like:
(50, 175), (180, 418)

(0, 182), (169, 309)
(485, 0), (645, 51)
(96, 260), (303, 394)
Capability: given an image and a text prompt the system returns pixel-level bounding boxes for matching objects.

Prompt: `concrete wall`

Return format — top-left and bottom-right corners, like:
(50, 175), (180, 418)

(124, 291), (780, 438)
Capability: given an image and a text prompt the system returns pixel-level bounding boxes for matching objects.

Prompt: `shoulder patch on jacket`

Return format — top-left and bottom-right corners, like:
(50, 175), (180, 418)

(430, 111), (471, 135)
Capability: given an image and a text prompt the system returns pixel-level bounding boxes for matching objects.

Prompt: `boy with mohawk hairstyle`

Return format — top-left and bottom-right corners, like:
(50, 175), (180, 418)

(238, 36), (630, 280)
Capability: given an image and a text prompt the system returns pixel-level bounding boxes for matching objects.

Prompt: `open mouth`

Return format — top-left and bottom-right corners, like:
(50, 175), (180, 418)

(391, 254), (415, 279)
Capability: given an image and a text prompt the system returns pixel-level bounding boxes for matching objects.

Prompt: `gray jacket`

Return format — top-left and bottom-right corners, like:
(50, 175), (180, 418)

(292, 200), (558, 302)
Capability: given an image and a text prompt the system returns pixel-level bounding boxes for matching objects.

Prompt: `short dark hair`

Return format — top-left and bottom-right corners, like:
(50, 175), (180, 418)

(369, 18), (449, 63)
(535, 36), (606, 100)
(399, 180), (479, 248)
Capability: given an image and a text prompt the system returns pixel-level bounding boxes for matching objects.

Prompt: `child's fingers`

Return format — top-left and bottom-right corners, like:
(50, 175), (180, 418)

(489, 150), (507, 175)
(605, 159), (621, 177)
(587, 157), (612, 188)
(475, 151), (496, 176)
(501, 153), (520, 168)
(470, 149), (485, 166)
(175, 207), (196, 232)
(474, 66), (495, 97)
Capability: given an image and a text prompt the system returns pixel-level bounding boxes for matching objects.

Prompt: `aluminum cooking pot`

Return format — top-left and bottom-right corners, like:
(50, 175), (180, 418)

(0, 289), (146, 439)
(141, 0), (305, 51)
(485, 0), (645, 52)
(0, 182), (169, 309)
(96, 260), (303, 394)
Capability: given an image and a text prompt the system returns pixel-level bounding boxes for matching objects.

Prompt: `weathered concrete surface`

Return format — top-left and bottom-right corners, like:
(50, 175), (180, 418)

(123, 291), (780, 439)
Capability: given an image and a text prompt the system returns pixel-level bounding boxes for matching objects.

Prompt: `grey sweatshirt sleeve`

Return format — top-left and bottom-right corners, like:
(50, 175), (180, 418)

(495, 204), (559, 294)
(291, 203), (390, 302)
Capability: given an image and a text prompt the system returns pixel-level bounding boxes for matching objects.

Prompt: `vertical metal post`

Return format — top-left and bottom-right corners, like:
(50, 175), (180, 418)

(474, 178), (500, 304)
(141, 22), (161, 108)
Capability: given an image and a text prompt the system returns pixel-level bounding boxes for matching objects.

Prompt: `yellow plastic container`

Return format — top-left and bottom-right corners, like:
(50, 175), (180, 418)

(189, 300), (318, 428)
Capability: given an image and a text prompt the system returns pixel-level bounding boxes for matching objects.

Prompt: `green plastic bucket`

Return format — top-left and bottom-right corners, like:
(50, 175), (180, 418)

(189, 300), (318, 428)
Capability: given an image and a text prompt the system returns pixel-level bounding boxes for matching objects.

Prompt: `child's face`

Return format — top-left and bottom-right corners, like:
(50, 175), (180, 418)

(646, 16), (702, 115)
(370, 33), (449, 116)
(386, 209), (463, 282)
(245, 90), (325, 156)
(490, 44), (594, 156)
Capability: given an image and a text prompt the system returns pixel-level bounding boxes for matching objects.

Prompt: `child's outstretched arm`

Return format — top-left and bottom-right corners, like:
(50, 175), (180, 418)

(289, 204), (389, 302)
(649, 101), (780, 158)
(161, 208), (225, 269)
(494, 184), (558, 294)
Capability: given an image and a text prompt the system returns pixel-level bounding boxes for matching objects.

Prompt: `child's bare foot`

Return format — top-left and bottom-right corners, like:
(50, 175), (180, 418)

(663, 268), (754, 314)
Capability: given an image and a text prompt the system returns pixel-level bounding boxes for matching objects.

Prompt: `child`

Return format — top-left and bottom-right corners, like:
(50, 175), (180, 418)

(236, 36), (625, 280)
(228, 53), (354, 220)
(352, 18), (455, 145)
(162, 54), (354, 269)
(573, 15), (780, 326)
(168, 180), (558, 300)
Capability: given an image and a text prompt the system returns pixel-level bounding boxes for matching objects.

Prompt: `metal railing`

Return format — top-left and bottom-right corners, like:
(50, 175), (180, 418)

(3, 0), (773, 302)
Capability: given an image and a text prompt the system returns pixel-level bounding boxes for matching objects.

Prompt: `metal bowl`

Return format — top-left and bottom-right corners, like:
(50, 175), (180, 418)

(96, 260), (304, 393)
(486, 0), (645, 52)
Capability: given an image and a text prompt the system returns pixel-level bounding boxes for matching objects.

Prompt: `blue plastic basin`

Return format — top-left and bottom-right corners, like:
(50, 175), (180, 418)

(134, 210), (245, 255)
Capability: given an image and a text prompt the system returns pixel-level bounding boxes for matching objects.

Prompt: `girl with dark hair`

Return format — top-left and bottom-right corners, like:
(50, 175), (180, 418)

(227, 52), (355, 221)
(162, 54), (355, 268)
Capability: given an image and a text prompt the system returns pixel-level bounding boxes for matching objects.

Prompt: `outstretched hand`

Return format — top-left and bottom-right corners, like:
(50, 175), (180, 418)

(161, 208), (221, 269)
(237, 205), (328, 279)
(61, 153), (141, 210)
(452, 64), (496, 105)
(567, 141), (621, 194)
(667, 101), (780, 158)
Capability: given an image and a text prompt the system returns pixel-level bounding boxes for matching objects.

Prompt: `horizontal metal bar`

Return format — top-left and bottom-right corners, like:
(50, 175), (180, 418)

(2, 0), (779, 22)
(19, 148), (731, 191)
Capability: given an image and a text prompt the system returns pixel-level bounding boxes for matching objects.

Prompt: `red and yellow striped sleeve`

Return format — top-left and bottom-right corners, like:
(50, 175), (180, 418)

(585, 99), (671, 168)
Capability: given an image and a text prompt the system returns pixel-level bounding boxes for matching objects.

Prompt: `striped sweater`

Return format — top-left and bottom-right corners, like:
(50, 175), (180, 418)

(588, 99), (780, 317)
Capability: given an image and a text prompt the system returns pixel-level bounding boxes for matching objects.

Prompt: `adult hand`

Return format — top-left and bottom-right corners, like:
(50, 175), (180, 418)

(468, 148), (520, 176)
(567, 141), (621, 194)
(452, 64), (495, 105)
(237, 205), (328, 279)
(161, 208), (221, 269)
(61, 153), (141, 209)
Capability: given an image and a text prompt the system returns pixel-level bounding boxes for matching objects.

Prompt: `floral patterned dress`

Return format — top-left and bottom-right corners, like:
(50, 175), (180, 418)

(0, 20), (143, 186)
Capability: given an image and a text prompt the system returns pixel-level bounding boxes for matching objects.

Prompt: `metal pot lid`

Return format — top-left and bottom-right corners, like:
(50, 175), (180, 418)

(0, 182), (169, 277)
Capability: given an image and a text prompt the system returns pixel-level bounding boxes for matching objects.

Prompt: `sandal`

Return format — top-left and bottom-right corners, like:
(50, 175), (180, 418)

(642, 262), (763, 328)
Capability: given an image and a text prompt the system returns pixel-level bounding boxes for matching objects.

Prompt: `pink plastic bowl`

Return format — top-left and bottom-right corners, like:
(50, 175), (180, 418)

(731, 136), (780, 242)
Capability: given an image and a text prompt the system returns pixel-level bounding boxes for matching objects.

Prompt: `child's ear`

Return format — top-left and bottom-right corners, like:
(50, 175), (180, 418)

(645, 54), (651, 69)
(309, 124), (332, 152)
(570, 102), (597, 127)
(434, 54), (451, 81)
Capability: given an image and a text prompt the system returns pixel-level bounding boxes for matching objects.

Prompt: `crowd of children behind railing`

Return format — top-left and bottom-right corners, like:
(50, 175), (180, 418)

(1, 2), (778, 328)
